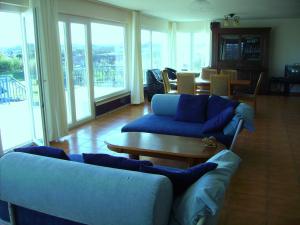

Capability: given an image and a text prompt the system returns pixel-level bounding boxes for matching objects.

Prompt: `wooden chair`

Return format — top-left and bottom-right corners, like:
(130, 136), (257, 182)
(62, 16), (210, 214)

(162, 70), (177, 94)
(177, 73), (196, 95)
(220, 69), (238, 80)
(198, 68), (218, 94)
(210, 74), (231, 96)
(235, 72), (263, 112)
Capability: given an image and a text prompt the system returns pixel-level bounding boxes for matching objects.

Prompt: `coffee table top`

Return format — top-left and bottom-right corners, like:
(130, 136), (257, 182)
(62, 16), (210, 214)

(105, 132), (225, 160)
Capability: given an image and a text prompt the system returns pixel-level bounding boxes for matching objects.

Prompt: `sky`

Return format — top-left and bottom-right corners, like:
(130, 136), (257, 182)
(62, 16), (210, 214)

(0, 12), (22, 48)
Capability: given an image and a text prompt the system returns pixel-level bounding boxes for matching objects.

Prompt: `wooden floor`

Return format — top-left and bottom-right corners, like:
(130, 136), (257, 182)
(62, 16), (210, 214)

(52, 95), (300, 225)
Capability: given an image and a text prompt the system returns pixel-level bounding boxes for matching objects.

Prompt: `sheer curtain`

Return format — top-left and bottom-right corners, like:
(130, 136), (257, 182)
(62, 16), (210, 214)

(130, 11), (144, 104)
(30, 0), (68, 141)
(176, 21), (211, 71)
(168, 22), (177, 69)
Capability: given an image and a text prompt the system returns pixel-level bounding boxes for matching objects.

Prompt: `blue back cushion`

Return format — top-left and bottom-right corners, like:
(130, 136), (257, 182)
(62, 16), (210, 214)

(83, 153), (153, 171)
(202, 107), (235, 133)
(14, 146), (69, 160)
(207, 95), (239, 120)
(139, 162), (217, 195)
(175, 94), (209, 123)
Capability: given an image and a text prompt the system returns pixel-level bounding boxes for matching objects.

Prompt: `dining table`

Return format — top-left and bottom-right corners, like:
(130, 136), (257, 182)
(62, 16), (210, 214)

(194, 77), (251, 87)
(170, 77), (251, 87)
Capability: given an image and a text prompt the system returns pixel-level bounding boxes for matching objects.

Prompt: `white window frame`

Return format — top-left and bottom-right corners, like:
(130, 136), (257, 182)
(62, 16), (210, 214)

(141, 29), (168, 84)
(59, 14), (129, 105)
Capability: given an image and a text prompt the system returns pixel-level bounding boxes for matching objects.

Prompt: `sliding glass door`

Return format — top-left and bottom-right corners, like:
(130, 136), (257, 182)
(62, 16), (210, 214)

(0, 9), (47, 151)
(58, 20), (93, 127)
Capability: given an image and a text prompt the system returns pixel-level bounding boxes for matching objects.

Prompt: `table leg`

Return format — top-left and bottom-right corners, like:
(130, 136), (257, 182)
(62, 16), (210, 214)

(129, 154), (139, 160)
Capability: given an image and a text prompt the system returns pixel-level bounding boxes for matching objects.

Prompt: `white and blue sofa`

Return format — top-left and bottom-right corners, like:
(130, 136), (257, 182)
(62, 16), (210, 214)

(122, 94), (254, 150)
(0, 150), (240, 225)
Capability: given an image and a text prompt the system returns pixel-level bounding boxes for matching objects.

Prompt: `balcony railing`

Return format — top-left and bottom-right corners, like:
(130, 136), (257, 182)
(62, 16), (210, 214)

(0, 75), (26, 104)
(70, 65), (125, 88)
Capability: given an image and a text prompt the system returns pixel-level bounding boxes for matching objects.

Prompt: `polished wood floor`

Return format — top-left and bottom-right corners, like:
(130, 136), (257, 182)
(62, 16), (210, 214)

(51, 95), (300, 225)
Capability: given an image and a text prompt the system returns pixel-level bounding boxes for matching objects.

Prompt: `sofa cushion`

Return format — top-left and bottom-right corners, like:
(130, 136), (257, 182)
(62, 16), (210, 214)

(175, 94), (209, 123)
(202, 107), (235, 133)
(68, 154), (84, 163)
(14, 146), (69, 160)
(207, 95), (239, 120)
(83, 153), (153, 171)
(139, 162), (217, 195)
(122, 114), (234, 147)
(151, 94), (180, 116)
(171, 150), (241, 225)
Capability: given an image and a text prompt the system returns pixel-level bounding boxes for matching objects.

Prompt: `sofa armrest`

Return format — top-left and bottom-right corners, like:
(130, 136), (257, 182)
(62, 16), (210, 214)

(0, 153), (173, 225)
(151, 94), (180, 116)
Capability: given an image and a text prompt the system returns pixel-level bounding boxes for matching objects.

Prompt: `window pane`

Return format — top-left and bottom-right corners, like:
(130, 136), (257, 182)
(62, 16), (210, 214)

(70, 23), (91, 121)
(91, 23), (126, 99)
(141, 30), (151, 84)
(176, 32), (191, 71)
(152, 31), (168, 69)
(192, 32), (210, 70)
(58, 22), (72, 124)
(0, 12), (32, 150)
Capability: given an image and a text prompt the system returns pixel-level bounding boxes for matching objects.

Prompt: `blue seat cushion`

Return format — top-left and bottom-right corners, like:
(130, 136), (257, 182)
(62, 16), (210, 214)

(68, 154), (84, 163)
(122, 114), (233, 147)
(202, 107), (235, 133)
(175, 94), (209, 123)
(14, 146), (69, 160)
(83, 153), (153, 171)
(207, 95), (239, 120)
(139, 162), (217, 195)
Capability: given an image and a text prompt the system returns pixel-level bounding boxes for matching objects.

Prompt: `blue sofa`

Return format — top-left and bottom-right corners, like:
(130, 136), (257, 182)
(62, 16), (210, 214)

(122, 94), (254, 150)
(0, 150), (241, 225)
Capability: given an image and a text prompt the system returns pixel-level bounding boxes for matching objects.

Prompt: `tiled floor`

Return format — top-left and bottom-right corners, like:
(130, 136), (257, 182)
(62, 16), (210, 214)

(51, 95), (300, 225)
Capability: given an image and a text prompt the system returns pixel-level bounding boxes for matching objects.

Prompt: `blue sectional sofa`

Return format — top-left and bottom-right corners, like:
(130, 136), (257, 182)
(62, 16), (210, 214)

(0, 150), (241, 225)
(122, 94), (254, 150)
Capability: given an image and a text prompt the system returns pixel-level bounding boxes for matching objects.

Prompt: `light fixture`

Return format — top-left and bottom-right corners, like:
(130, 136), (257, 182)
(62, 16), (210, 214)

(223, 13), (240, 27)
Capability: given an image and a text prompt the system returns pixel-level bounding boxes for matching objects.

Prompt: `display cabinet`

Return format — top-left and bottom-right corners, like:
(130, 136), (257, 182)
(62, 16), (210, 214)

(211, 23), (271, 93)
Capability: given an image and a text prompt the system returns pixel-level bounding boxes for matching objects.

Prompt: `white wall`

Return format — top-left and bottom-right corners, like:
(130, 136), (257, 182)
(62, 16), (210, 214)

(237, 18), (300, 78)
(57, 0), (131, 23)
(237, 18), (300, 92)
(140, 14), (169, 31)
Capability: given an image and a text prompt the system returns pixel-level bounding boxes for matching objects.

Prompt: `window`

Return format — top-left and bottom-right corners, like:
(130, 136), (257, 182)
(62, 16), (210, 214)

(141, 29), (168, 84)
(58, 17), (128, 127)
(176, 32), (210, 71)
(91, 23), (126, 99)
(0, 10), (46, 151)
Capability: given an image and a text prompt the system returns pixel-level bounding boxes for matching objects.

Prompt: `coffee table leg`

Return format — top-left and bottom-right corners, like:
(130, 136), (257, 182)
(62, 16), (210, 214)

(129, 154), (139, 160)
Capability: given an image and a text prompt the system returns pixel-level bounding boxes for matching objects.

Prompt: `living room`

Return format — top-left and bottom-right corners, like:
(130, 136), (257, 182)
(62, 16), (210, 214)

(0, 0), (300, 225)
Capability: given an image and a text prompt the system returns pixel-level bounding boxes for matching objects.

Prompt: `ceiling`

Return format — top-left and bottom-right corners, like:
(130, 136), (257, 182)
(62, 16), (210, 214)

(96, 0), (300, 21)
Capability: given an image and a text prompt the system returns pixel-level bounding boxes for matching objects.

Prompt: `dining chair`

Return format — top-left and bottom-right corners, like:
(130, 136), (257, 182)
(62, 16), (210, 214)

(177, 73), (196, 95)
(201, 68), (218, 80)
(210, 74), (231, 96)
(197, 68), (218, 94)
(162, 70), (177, 94)
(234, 72), (263, 112)
(220, 69), (238, 80)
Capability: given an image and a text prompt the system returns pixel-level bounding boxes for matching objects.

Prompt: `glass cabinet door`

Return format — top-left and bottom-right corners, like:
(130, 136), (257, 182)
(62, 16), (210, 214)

(241, 35), (261, 61)
(219, 35), (240, 61)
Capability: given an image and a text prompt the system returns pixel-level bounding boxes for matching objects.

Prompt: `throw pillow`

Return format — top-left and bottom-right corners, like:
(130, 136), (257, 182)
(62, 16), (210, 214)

(207, 95), (239, 120)
(83, 153), (153, 171)
(202, 107), (235, 133)
(175, 94), (209, 123)
(14, 146), (70, 160)
(139, 162), (217, 195)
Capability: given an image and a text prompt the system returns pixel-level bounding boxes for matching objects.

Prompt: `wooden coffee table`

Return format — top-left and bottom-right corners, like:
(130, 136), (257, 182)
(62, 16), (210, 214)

(105, 132), (225, 167)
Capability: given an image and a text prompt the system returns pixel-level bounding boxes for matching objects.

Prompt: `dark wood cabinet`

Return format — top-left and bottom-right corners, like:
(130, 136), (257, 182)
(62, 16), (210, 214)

(211, 23), (271, 93)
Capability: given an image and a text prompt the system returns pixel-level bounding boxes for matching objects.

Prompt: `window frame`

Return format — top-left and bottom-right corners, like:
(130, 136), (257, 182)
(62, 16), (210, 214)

(141, 28), (168, 84)
(59, 14), (129, 104)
